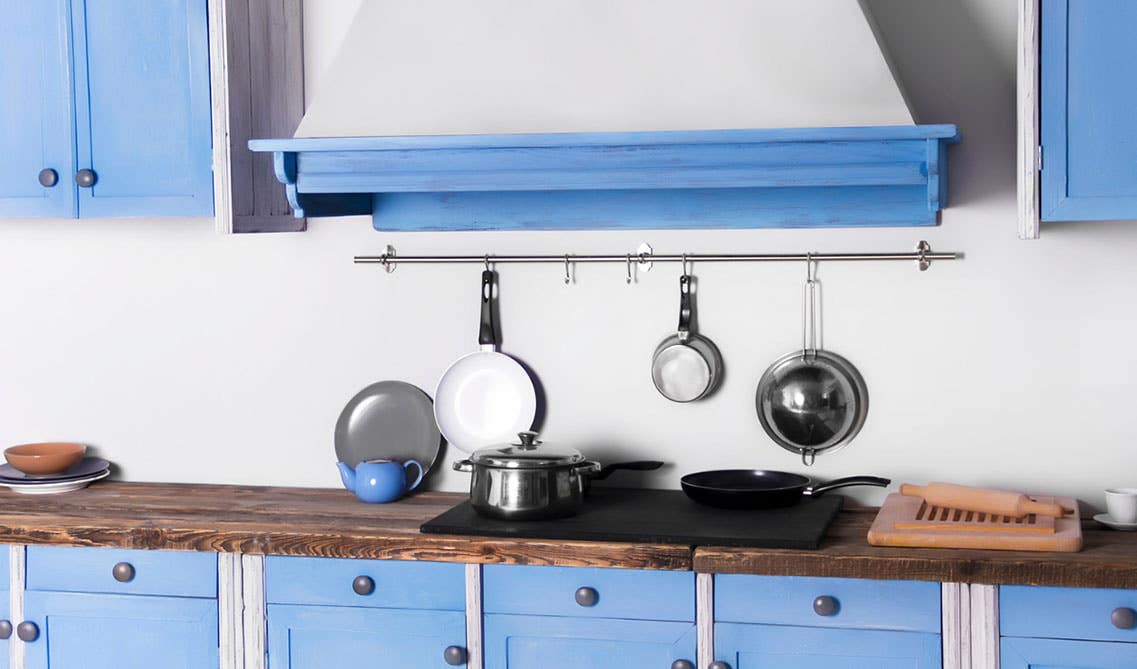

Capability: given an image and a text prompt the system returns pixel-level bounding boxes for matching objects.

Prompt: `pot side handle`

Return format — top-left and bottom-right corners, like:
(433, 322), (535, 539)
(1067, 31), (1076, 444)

(452, 460), (474, 473)
(806, 476), (891, 496)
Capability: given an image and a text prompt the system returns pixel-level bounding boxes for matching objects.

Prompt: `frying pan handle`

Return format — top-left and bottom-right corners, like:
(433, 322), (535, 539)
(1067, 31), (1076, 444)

(479, 270), (497, 348)
(677, 275), (692, 342)
(592, 461), (665, 480)
(806, 476), (891, 497)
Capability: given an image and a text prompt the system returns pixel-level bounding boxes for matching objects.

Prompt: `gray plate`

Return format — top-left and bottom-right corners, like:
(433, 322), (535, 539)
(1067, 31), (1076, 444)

(334, 381), (442, 476)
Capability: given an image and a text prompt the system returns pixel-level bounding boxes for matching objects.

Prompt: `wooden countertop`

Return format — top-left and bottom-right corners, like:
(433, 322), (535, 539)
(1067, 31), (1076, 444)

(0, 482), (1133, 588)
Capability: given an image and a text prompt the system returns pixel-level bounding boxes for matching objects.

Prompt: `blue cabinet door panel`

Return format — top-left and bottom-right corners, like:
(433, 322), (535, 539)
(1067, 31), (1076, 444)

(24, 591), (218, 669)
(267, 604), (466, 668)
(26, 545), (217, 598)
(483, 564), (694, 621)
(1002, 637), (1137, 668)
(1001, 585), (1137, 643)
(0, 0), (76, 218)
(715, 574), (941, 633)
(716, 623), (942, 669)
(265, 556), (464, 610)
(484, 614), (696, 669)
(1041, 0), (1137, 221)
(0, 546), (7, 669)
(71, 0), (213, 217)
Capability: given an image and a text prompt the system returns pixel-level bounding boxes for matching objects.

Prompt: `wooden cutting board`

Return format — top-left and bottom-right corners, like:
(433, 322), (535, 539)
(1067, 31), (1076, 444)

(868, 493), (1083, 552)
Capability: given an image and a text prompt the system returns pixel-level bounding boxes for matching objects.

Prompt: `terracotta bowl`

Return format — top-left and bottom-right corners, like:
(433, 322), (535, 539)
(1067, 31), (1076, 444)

(4, 442), (87, 476)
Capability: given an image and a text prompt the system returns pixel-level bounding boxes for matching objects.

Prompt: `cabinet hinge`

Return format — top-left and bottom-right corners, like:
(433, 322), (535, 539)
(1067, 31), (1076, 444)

(1036, 145), (1043, 171)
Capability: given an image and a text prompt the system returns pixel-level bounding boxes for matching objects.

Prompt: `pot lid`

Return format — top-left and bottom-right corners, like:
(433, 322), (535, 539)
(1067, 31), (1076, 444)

(469, 431), (586, 468)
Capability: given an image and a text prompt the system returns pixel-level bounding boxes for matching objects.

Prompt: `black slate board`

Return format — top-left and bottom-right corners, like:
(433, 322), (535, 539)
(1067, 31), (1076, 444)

(421, 488), (843, 550)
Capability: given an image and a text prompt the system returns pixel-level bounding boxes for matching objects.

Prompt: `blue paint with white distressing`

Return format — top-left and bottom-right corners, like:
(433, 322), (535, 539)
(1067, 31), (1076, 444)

(248, 125), (959, 230)
(0, 0), (76, 217)
(1041, 0), (1137, 221)
(0, 0), (212, 219)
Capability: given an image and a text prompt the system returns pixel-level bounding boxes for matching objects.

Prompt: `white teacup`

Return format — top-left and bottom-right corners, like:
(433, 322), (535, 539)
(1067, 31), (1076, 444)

(1105, 488), (1137, 524)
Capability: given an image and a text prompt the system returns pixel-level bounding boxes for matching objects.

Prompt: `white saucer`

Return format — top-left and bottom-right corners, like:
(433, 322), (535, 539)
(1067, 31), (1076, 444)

(1094, 513), (1137, 531)
(0, 469), (109, 495)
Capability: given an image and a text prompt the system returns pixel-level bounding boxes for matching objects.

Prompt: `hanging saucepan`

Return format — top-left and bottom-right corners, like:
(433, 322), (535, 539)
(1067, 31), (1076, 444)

(755, 257), (868, 466)
(651, 271), (722, 402)
(435, 269), (538, 453)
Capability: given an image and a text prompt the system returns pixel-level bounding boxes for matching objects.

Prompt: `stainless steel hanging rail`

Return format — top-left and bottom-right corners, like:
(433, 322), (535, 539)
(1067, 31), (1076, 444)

(356, 241), (959, 273)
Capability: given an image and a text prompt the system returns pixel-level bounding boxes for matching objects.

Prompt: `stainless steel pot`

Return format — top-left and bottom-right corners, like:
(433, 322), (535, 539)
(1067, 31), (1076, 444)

(453, 431), (663, 520)
(651, 273), (722, 402)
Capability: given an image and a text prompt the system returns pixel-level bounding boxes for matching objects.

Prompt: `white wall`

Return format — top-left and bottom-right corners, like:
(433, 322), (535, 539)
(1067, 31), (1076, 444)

(0, 0), (1132, 510)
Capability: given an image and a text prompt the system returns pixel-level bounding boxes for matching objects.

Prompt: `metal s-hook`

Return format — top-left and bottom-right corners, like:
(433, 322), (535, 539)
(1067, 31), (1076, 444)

(626, 254), (634, 284)
(681, 254), (691, 277)
(563, 254), (572, 284)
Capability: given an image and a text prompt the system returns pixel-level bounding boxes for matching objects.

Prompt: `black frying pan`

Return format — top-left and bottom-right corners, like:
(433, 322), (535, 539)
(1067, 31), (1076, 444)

(680, 470), (890, 509)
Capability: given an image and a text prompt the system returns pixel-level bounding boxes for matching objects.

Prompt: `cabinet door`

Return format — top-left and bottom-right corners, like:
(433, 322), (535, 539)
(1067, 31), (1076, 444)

(0, 0), (76, 218)
(1002, 637), (1137, 668)
(714, 622), (941, 669)
(1, 547), (8, 669)
(484, 614), (696, 669)
(1041, 0), (1137, 221)
(267, 604), (466, 668)
(70, 0), (213, 217)
(23, 591), (218, 669)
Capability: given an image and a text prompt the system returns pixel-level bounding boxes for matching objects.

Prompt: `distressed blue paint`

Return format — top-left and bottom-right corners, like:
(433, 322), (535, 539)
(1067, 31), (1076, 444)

(1041, 0), (1137, 221)
(0, 0), (76, 217)
(1001, 585), (1137, 643)
(715, 574), (941, 633)
(265, 556), (465, 610)
(1001, 637), (1137, 668)
(715, 623), (942, 669)
(23, 591), (218, 669)
(484, 614), (696, 669)
(26, 546), (217, 599)
(483, 564), (694, 622)
(0, 547), (7, 669)
(70, 0), (213, 218)
(248, 125), (959, 229)
(267, 604), (466, 668)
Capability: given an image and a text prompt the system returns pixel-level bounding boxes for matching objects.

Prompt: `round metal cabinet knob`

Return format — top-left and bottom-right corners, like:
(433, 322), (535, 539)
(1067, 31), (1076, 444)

(75, 169), (97, 188)
(38, 168), (58, 187)
(708, 662), (731, 669)
(813, 595), (839, 617)
(16, 621), (39, 642)
(113, 562), (136, 582)
(1112, 607), (1137, 630)
(671, 660), (695, 669)
(443, 645), (467, 666)
(574, 586), (599, 607)
(0, 620), (11, 640)
(352, 575), (375, 596)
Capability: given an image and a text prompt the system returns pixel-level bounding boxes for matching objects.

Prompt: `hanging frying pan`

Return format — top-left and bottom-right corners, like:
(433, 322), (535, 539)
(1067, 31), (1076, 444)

(434, 270), (538, 454)
(680, 469), (890, 509)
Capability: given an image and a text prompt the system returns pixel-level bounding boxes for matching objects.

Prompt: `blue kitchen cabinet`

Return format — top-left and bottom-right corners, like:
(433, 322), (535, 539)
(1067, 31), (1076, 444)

(21, 546), (219, 669)
(1040, 0), (1137, 221)
(482, 564), (697, 669)
(1001, 585), (1137, 668)
(1, 547), (8, 669)
(264, 556), (468, 669)
(713, 575), (942, 669)
(0, 0), (212, 219)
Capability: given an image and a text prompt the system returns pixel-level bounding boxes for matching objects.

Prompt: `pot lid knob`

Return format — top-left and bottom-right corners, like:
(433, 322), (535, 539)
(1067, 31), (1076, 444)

(516, 431), (539, 450)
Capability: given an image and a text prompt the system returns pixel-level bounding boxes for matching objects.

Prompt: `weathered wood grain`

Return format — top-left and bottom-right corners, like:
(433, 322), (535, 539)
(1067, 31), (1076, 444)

(694, 508), (1137, 589)
(0, 483), (689, 570)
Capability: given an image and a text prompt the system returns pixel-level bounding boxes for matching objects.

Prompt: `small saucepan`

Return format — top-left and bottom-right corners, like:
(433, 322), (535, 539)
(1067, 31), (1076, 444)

(651, 273), (722, 403)
(680, 469), (890, 509)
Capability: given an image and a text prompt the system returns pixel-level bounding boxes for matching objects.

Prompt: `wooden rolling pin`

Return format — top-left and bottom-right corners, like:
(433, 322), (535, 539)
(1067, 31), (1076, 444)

(900, 482), (1073, 519)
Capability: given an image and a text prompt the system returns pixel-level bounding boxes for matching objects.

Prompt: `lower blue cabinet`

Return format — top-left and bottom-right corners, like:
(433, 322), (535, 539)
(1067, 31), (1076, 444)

(1001, 637), (1137, 668)
(715, 623), (942, 669)
(1000, 585), (1137, 668)
(268, 604), (465, 668)
(1, 547), (8, 669)
(484, 614), (696, 669)
(23, 591), (218, 669)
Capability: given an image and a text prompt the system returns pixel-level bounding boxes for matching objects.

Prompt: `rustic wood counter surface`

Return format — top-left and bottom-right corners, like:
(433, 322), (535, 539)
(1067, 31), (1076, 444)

(0, 482), (1132, 587)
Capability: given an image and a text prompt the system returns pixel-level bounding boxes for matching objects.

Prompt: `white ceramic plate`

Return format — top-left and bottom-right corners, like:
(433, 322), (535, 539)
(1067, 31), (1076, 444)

(434, 350), (537, 453)
(1, 469), (109, 495)
(1093, 512), (1137, 531)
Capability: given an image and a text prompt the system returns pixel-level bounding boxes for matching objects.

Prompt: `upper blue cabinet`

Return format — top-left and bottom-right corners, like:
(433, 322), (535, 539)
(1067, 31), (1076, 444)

(249, 125), (959, 231)
(1039, 0), (1137, 222)
(0, 0), (213, 219)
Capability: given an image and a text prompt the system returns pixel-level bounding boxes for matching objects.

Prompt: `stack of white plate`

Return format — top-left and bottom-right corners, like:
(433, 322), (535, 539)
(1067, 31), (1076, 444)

(0, 457), (111, 494)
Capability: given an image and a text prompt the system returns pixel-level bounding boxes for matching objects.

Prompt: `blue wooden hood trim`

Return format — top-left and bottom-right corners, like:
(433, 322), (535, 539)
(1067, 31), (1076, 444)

(249, 125), (959, 229)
